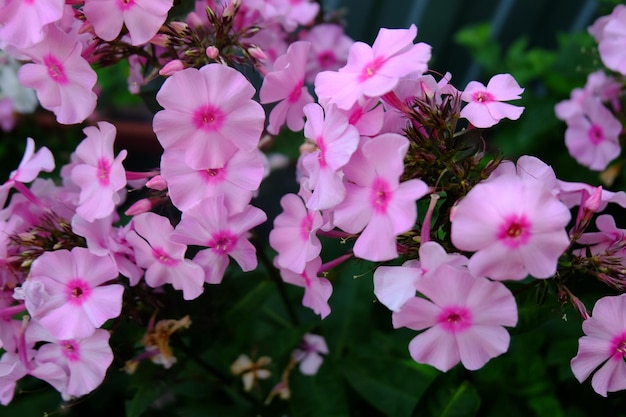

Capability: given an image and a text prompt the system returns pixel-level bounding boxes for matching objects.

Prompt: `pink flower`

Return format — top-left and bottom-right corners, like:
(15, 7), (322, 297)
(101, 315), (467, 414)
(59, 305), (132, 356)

(26, 247), (124, 340)
(451, 174), (571, 281)
(70, 121), (127, 222)
(83, 0), (173, 46)
(315, 25), (431, 110)
(269, 193), (322, 274)
(392, 264), (518, 372)
(460, 73), (524, 128)
(333, 133), (429, 261)
(571, 294), (626, 396)
(17, 25), (97, 125)
(300, 23), (353, 83)
(292, 333), (328, 375)
(564, 97), (622, 171)
(278, 257), (332, 318)
(153, 64), (265, 169)
(597, 6), (626, 75)
(0, 0), (64, 48)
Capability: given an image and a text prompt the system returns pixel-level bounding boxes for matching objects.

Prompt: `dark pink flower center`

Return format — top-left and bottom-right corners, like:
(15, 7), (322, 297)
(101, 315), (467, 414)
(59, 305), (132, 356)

(588, 124), (604, 145)
(317, 51), (337, 69)
(437, 306), (472, 333)
(358, 56), (385, 82)
(97, 157), (111, 186)
(288, 80), (304, 103)
(610, 332), (626, 361)
(316, 136), (327, 168)
(116, 0), (135, 11)
(209, 231), (237, 255)
(44, 54), (68, 85)
(299, 213), (314, 242)
(200, 167), (226, 184)
(497, 214), (531, 248)
(61, 340), (81, 362)
(152, 247), (179, 266)
(65, 278), (92, 306)
(192, 104), (225, 132)
(370, 177), (392, 214)
(472, 91), (494, 103)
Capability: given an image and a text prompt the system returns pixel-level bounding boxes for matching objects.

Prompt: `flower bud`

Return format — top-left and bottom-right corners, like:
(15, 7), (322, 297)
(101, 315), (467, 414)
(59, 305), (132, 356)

(206, 46), (219, 59)
(159, 60), (185, 77)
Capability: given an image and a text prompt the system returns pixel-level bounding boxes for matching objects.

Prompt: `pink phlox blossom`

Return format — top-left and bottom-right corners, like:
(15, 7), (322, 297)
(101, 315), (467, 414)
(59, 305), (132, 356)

(83, 0), (173, 46)
(269, 193), (322, 274)
(555, 71), (621, 121)
(127, 212), (205, 300)
(292, 333), (328, 375)
(0, 352), (28, 405)
(374, 241), (467, 312)
(260, 41), (314, 134)
(171, 197), (267, 284)
(25, 247), (123, 340)
(392, 264), (518, 372)
(589, 4), (626, 42)
(0, 0), (64, 49)
(564, 97), (622, 171)
(245, 23), (288, 72)
(333, 99), (384, 137)
(153, 64), (265, 169)
(298, 103), (359, 210)
(596, 6), (626, 75)
(71, 214), (143, 285)
(0, 137), (54, 208)
(69, 121), (127, 222)
(300, 23), (353, 83)
(278, 257), (332, 318)
(17, 25), (98, 124)
(333, 133), (429, 261)
(273, 0), (319, 31)
(571, 293), (626, 396)
(160, 147), (264, 213)
(576, 214), (626, 257)
(315, 24), (431, 110)
(460, 73), (524, 128)
(451, 173), (571, 281)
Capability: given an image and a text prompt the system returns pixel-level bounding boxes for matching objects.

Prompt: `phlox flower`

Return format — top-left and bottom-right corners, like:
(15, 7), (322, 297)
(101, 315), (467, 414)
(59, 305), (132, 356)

(564, 97), (622, 171)
(171, 197), (267, 284)
(69, 121), (128, 222)
(392, 264), (518, 372)
(460, 73), (524, 128)
(0, 0), (64, 48)
(451, 174), (571, 281)
(597, 6), (626, 75)
(292, 333), (328, 375)
(153, 64), (265, 169)
(269, 193), (323, 274)
(571, 294), (626, 396)
(260, 41), (314, 134)
(300, 23), (353, 83)
(25, 247), (124, 340)
(576, 214), (626, 257)
(17, 25), (97, 125)
(83, 0), (173, 46)
(315, 24), (431, 110)
(333, 133), (429, 262)
(126, 212), (205, 300)
(278, 257), (332, 318)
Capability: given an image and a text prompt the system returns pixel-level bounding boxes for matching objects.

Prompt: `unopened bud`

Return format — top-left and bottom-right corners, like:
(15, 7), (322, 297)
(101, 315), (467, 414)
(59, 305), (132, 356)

(146, 175), (167, 191)
(159, 59), (185, 76)
(247, 46), (267, 61)
(77, 20), (94, 35)
(150, 34), (170, 48)
(206, 46), (219, 59)
(186, 12), (204, 28)
(223, 0), (241, 19)
(169, 21), (189, 35)
(125, 198), (157, 216)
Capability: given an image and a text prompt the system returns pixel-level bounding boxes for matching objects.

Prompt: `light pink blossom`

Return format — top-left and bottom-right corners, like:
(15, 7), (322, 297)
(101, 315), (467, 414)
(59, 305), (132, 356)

(0, 0), (64, 49)
(292, 333), (328, 375)
(460, 73), (524, 128)
(597, 6), (626, 75)
(278, 257), (332, 318)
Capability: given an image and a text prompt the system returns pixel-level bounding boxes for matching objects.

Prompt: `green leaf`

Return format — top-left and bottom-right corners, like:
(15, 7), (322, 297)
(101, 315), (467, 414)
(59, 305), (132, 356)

(125, 381), (162, 417)
(419, 379), (481, 417)
(289, 363), (350, 417)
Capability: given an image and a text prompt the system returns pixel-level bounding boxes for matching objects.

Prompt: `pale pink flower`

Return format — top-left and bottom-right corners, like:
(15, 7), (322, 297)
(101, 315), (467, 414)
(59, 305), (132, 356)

(153, 64), (265, 169)
(70, 121), (127, 222)
(460, 73), (524, 128)
(597, 6), (626, 75)
(260, 41), (314, 134)
(18, 25), (97, 125)
(451, 174), (571, 281)
(292, 333), (328, 375)
(576, 214), (626, 257)
(300, 23), (353, 83)
(564, 97), (622, 171)
(83, 0), (173, 46)
(315, 25), (431, 110)
(571, 294), (626, 396)
(393, 264), (518, 372)
(278, 257), (332, 318)
(26, 247), (124, 340)
(269, 193), (322, 274)
(0, 0), (64, 48)
(171, 197), (267, 284)
(126, 212), (205, 300)
(333, 133), (429, 261)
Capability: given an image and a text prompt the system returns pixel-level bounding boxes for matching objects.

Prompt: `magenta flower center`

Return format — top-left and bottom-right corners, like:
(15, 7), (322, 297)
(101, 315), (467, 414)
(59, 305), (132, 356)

(359, 56), (385, 82)
(209, 231), (237, 255)
(97, 157), (111, 186)
(437, 306), (472, 333)
(497, 214), (531, 248)
(587, 124), (605, 145)
(152, 247), (179, 266)
(299, 213), (314, 242)
(44, 54), (68, 85)
(317, 51), (337, 69)
(316, 136), (327, 168)
(609, 332), (626, 361)
(288, 80), (304, 103)
(116, 0), (135, 11)
(200, 167), (225, 184)
(370, 177), (392, 214)
(61, 340), (81, 362)
(472, 91), (494, 103)
(65, 279), (92, 306)
(192, 104), (225, 132)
